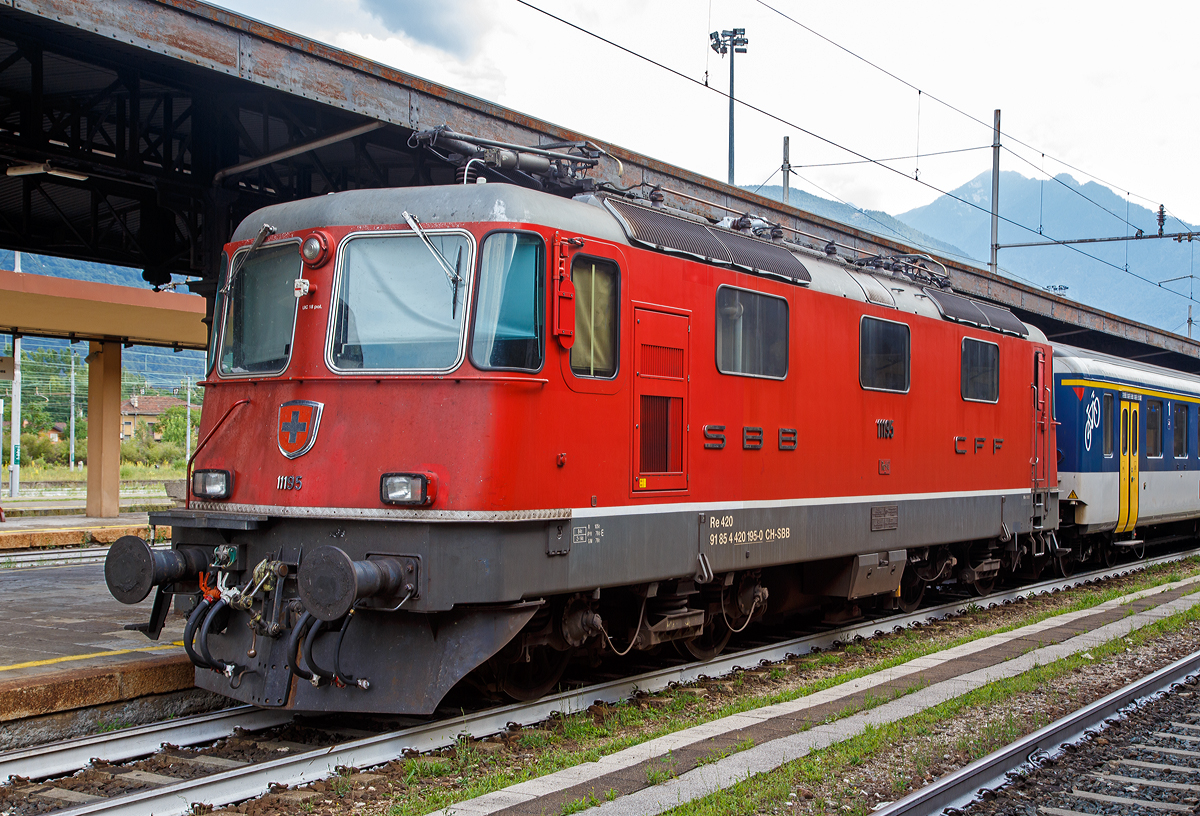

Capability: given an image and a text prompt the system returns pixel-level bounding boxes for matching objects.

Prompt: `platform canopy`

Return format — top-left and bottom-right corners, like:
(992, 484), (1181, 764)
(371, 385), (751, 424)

(0, 269), (206, 349)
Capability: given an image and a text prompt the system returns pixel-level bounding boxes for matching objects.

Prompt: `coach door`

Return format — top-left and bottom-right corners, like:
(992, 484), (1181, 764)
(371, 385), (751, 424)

(1116, 399), (1141, 532)
(633, 307), (689, 492)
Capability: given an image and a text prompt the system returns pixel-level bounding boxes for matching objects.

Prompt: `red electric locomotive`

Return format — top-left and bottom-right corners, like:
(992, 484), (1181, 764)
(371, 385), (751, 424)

(105, 181), (1057, 714)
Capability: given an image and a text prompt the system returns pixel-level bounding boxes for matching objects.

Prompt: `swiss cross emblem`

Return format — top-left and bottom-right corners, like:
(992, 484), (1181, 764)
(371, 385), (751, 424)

(277, 400), (323, 459)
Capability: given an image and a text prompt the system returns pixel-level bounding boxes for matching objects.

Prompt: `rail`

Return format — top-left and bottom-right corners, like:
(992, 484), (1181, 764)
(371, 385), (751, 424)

(874, 648), (1200, 815)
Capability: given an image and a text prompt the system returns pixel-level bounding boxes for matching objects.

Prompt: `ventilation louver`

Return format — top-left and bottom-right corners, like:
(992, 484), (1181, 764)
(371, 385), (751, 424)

(606, 198), (810, 283)
(923, 288), (1028, 337)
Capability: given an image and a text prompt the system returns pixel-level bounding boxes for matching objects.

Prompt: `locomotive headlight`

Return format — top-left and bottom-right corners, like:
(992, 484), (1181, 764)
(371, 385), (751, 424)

(300, 231), (331, 267)
(380, 472), (437, 506)
(192, 469), (233, 499)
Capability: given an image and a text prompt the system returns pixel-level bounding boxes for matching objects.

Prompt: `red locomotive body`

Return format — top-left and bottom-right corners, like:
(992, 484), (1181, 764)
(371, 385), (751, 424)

(106, 184), (1057, 714)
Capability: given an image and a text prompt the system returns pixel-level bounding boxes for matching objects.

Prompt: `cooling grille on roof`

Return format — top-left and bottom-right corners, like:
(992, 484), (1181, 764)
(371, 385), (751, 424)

(605, 198), (811, 283)
(973, 301), (1029, 336)
(711, 229), (811, 282)
(923, 287), (1028, 337)
(607, 199), (733, 264)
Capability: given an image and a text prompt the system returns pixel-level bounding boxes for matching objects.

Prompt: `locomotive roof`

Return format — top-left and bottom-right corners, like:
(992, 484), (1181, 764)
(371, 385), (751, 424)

(1055, 343), (1200, 398)
(231, 184), (1039, 340)
(230, 183), (629, 244)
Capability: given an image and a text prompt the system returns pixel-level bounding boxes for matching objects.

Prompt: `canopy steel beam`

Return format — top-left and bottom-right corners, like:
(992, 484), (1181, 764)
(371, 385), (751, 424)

(0, 0), (1195, 371)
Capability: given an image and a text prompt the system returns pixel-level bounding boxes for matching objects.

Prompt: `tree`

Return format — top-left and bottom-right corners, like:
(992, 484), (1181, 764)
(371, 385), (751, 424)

(157, 405), (199, 449)
(23, 401), (52, 433)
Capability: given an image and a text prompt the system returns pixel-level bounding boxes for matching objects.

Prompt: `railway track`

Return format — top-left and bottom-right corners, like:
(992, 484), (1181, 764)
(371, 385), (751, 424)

(878, 648), (1200, 815)
(5, 546), (1200, 816)
(0, 545), (170, 570)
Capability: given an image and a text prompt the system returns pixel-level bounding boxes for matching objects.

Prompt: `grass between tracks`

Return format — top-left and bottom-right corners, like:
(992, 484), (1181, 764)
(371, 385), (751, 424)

(659, 594), (1200, 816)
(359, 558), (1200, 816)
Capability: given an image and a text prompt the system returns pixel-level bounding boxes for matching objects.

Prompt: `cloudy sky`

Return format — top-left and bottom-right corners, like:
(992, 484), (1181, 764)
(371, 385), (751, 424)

(211, 0), (1200, 227)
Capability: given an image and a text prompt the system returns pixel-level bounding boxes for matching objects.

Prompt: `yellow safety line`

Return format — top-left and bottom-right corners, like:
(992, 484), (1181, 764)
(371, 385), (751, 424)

(0, 642), (185, 673)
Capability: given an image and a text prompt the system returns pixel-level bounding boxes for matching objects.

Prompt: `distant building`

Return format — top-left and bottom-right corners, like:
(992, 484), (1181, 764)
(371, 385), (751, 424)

(121, 395), (192, 442)
(47, 421), (67, 443)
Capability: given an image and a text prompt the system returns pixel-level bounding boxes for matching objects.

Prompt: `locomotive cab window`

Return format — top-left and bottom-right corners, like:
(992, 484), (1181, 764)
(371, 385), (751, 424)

(960, 338), (999, 402)
(715, 286), (788, 379)
(471, 232), (545, 371)
(571, 255), (619, 378)
(860, 316), (910, 392)
(1103, 393), (1114, 456)
(329, 231), (474, 372)
(208, 250), (229, 376)
(219, 241), (301, 376)
(1175, 403), (1189, 458)
(1147, 400), (1163, 458)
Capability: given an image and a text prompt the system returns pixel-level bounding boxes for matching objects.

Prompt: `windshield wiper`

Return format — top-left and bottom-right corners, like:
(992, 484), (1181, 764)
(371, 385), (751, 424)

(403, 211), (463, 318)
(221, 223), (277, 296)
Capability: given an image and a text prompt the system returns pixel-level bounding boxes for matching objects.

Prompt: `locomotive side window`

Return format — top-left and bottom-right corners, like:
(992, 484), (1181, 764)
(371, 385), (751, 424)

(329, 231), (473, 372)
(471, 232), (545, 371)
(1103, 393), (1114, 456)
(960, 338), (999, 402)
(1175, 403), (1189, 458)
(1146, 400), (1163, 458)
(571, 256), (618, 378)
(219, 241), (301, 376)
(714, 286), (788, 379)
(859, 316), (910, 393)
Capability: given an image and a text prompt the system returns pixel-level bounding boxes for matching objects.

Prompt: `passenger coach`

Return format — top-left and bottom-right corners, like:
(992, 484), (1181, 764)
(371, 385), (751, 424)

(1056, 346), (1200, 560)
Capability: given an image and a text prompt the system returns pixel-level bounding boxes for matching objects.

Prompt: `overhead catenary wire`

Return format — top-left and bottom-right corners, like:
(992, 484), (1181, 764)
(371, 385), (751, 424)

(751, 0), (1183, 234)
(513, 0), (1200, 305)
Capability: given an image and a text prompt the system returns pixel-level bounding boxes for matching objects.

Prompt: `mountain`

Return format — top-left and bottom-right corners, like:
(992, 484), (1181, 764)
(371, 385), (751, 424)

(748, 185), (972, 261)
(0, 250), (206, 387)
(896, 172), (1199, 334)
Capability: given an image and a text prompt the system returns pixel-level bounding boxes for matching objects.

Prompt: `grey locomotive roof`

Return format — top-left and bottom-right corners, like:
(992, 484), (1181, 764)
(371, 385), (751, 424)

(233, 183), (1040, 339)
(1054, 343), (1200, 398)
(231, 183), (629, 244)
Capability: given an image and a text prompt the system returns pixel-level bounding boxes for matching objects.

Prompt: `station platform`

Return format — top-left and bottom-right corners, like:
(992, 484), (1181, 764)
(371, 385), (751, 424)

(0, 512), (170, 552)
(1, 497), (174, 518)
(0, 561), (197, 735)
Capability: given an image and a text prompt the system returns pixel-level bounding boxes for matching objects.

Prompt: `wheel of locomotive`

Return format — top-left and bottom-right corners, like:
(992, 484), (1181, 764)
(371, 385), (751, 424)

(897, 566), (926, 613)
(682, 616), (733, 662)
(965, 544), (997, 596)
(498, 646), (571, 702)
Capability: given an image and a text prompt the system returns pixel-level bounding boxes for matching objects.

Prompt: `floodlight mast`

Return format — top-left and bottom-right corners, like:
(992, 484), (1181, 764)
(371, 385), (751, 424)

(710, 28), (748, 185)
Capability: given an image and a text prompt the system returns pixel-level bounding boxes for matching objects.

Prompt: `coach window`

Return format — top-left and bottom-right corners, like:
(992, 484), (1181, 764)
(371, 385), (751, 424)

(571, 255), (619, 378)
(471, 232), (545, 371)
(1103, 393), (1114, 456)
(860, 316), (910, 392)
(715, 286), (788, 379)
(1175, 403), (1190, 458)
(960, 338), (999, 402)
(1147, 400), (1163, 457)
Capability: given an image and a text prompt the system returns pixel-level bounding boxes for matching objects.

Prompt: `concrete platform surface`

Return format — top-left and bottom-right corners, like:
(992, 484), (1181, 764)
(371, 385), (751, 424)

(0, 562), (190, 722)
